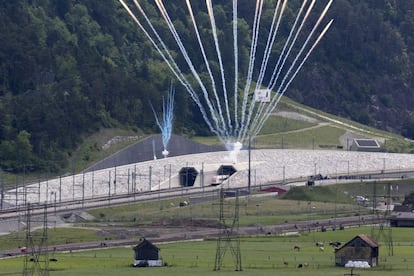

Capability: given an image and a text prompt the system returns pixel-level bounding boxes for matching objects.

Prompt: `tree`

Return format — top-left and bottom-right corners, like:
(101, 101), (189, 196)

(402, 113), (414, 139)
(0, 130), (34, 172)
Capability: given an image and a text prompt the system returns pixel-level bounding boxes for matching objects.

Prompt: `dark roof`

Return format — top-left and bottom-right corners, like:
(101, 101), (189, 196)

(354, 139), (380, 148)
(338, 234), (379, 251)
(357, 234), (379, 248)
(133, 239), (159, 251)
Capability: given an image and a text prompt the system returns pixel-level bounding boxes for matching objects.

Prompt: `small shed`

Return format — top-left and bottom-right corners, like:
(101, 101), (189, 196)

(132, 238), (162, 267)
(334, 234), (379, 267)
(350, 139), (381, 152)
(390, 205), (414, 227)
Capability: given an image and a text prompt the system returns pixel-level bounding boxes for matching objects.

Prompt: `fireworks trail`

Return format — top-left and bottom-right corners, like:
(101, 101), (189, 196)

(119, 0), (334, 149)
(151, 83), (175, 158)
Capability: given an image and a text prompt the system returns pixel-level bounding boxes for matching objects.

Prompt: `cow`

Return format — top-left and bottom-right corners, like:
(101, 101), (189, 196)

(329, 241), (341, 247)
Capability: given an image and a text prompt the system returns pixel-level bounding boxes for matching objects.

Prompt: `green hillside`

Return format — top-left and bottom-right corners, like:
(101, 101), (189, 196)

(1, 0), (414, 175)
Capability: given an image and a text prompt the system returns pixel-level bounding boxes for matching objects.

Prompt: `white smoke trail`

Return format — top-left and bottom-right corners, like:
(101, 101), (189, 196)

(251, 2), (334, 138)
(119, 0), (335, 147)
(241, 0), (311, 141)
(185, 0), (227, 134)
(206, 0), (232, 132)
(241, 0), (286, 139)
(233, 0), (239, 132)
(249, 0), (287, 138)
(150, 83), (175, 157)
(254, 0), (285, 91)
(252, 19), (334, 138)
(154, 0), (227, 137)
(240, 0), (264, 131)
(125, 0), (224, 140)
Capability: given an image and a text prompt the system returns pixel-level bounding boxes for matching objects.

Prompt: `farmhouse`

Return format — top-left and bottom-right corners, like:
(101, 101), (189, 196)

(334, 234), (379, 267)
(132, 238), (162, 267)
(390, 205), (414, 227)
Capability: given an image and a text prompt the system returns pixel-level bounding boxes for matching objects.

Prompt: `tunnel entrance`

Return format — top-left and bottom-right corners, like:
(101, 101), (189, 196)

(179, 167), (198, 187)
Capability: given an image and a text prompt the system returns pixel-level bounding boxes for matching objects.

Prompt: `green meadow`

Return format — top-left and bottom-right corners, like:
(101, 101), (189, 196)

(1, 182), (413, 275)
(1, 227), (414, 275)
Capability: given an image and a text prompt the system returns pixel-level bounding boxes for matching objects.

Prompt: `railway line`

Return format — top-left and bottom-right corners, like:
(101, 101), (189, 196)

(0, 161), (410, 260)
(0, 213), (386, 259)
(0, 184), (221, 219)
(1, 167), (412, 220)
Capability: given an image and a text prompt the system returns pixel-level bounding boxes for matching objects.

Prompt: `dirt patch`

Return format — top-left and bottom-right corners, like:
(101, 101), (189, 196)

(102, 136), (140, 150)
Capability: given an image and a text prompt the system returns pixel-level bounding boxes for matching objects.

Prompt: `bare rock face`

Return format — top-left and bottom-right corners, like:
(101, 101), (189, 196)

(102, 136), (139, 150)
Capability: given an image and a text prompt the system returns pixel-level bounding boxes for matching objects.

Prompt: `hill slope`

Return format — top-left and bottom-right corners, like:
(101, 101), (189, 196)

(1, 0), (414, 173)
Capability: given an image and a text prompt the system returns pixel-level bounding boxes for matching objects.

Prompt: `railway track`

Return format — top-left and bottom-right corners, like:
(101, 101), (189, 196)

(0, 184), (221, 219)
(0, 214), (385, 259)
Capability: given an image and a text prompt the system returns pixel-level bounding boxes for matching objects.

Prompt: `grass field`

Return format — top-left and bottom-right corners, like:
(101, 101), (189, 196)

(1, 183), (413, 275)
(82, 188), (368, 232)
(1, 227), (413, 275)
(1, 180), (410, 251)
(255, 125), (346, 149)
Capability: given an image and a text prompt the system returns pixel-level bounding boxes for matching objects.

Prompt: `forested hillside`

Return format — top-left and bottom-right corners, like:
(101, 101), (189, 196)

(0, 0), (414, 173)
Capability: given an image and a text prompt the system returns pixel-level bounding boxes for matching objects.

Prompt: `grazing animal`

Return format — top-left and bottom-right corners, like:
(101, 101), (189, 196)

(319, 246), (325, 252)
(298, 263), (303, 268)
(329, 241), (341, 247)
(315, 241), (324, 247)
(293, 245), (301, 251)
(283, 261), (289, 266)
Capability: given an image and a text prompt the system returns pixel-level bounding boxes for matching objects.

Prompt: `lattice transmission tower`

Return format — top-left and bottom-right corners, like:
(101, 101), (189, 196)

(214, 188), (242, 271)
(370, 182), (394, 256)
(23, 204), (49, 276)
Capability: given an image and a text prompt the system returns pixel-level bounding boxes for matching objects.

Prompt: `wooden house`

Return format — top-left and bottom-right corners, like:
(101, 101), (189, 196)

(132, 238), (162, 267)
(334, 234), (379, 267)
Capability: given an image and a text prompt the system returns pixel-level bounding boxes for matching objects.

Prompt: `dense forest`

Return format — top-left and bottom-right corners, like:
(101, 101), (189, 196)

(0, 0), (414, 173)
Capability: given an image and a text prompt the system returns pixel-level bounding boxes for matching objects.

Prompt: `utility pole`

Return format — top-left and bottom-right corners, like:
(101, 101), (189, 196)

(0, 168), (3, 210)
(248, 134), (251, 194)
(0, 168), (4, 210)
